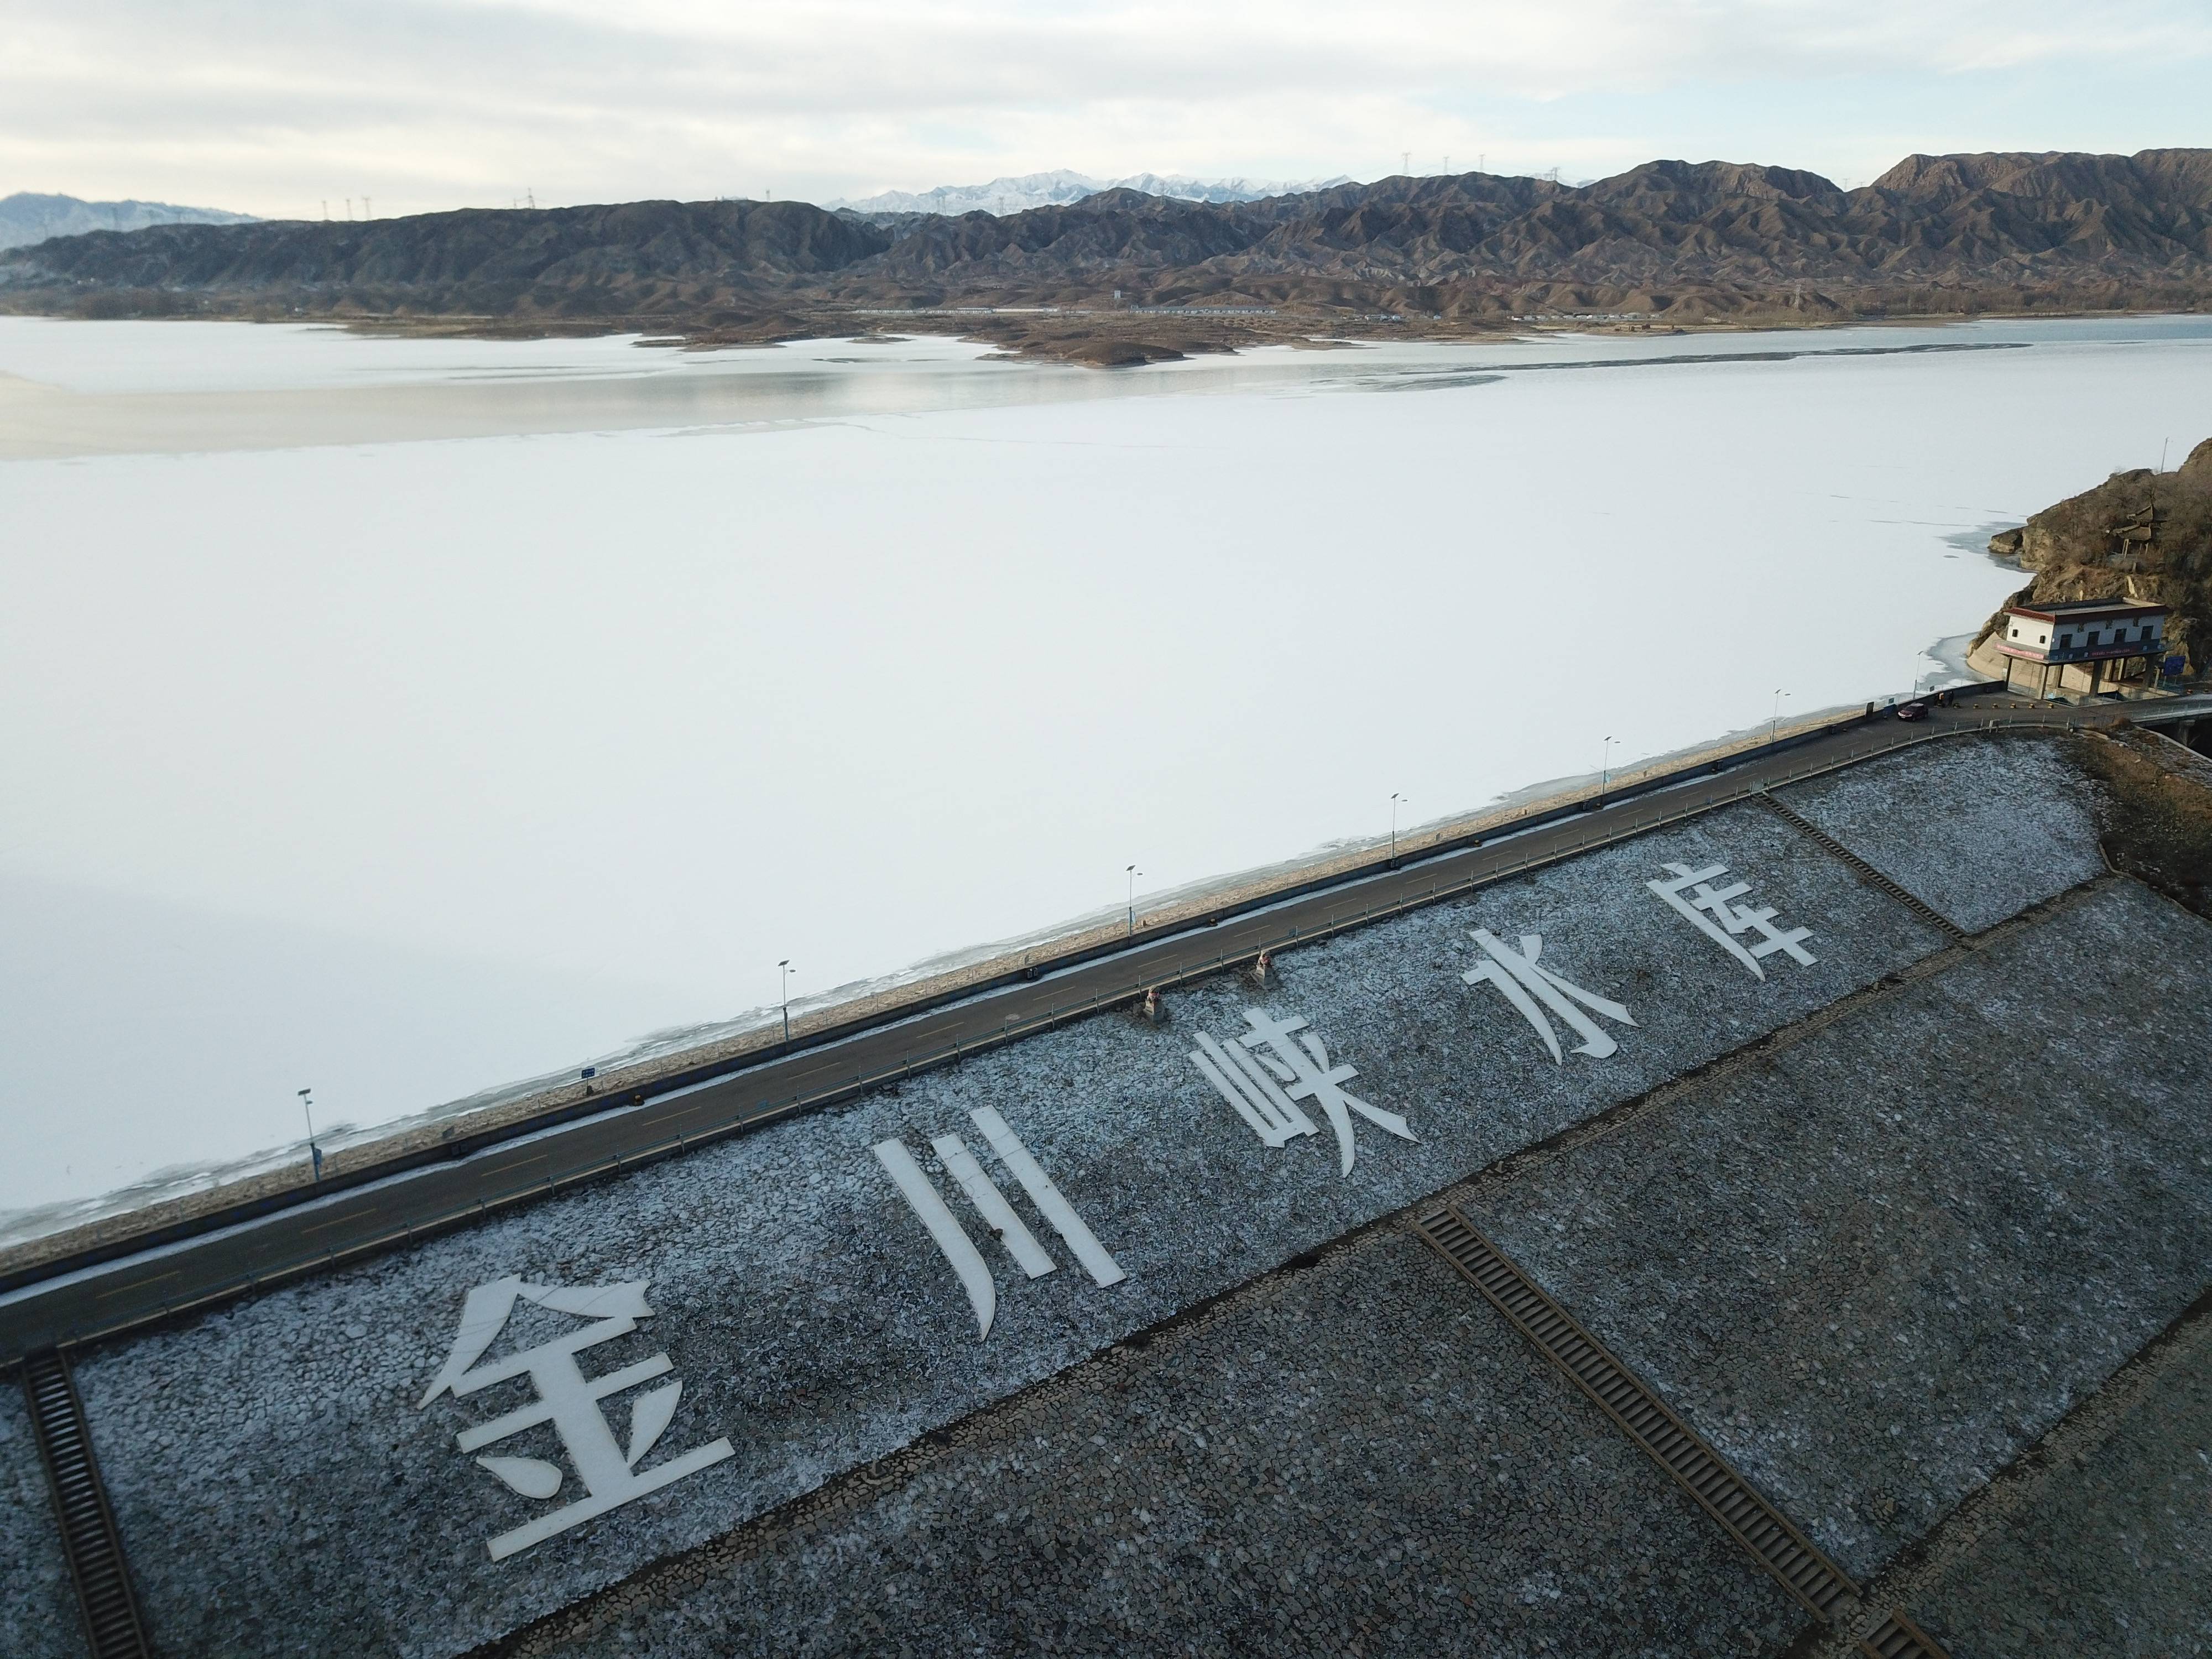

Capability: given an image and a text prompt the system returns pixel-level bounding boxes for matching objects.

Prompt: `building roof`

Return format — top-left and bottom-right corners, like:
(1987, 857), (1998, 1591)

(2007, 598), (2166, 622)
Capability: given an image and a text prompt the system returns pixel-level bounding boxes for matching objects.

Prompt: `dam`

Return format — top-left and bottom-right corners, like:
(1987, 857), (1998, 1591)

(7, 699), (2212, 1659)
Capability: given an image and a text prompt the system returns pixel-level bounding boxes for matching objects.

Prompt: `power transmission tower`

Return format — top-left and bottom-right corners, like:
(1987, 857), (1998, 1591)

(1401, 150), (1410, 175)
(363, 196), (371, 218)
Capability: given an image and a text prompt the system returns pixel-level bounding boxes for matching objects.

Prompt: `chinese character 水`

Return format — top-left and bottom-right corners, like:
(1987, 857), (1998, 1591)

(1462, 928), (1636, 1063)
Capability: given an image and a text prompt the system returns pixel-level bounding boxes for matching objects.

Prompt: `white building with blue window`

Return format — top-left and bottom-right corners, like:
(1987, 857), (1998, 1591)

(1995, 598), (2168, 697)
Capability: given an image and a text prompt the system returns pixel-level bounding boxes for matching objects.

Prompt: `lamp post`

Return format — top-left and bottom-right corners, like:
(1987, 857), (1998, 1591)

(299, 1087), (322, 1181)
(1126, 864), (1140, 936)
(1600, 735), (1616, 800)
(779, 959), (795, 1042)
(1390, 793), (1405, 865)
(1770, 688), (1789, 744)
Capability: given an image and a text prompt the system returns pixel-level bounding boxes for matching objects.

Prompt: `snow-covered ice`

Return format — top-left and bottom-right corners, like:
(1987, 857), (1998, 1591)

(2, 315), (2206, 1228)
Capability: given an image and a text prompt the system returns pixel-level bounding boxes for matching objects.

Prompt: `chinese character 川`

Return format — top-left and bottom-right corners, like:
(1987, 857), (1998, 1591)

(1190, 1008), (1416, 1176)
(873, 1106), (1125, 1340)
(418, 1277), (733, 1562)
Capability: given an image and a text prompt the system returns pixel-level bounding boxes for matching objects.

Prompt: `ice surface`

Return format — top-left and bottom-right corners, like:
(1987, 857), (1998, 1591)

(2, 316), (2206, 1223)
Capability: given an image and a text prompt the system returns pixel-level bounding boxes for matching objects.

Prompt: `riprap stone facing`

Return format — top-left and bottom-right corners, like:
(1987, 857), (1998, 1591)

(1776, 731), (2107, 931)
(1465, 878), (2212, 1580)
(1912, 1313), (2212, 1658)
(0, 1380), (87, 1659)
(68, 797), (1944, 1658)
(509, 1226), (1808, 1658)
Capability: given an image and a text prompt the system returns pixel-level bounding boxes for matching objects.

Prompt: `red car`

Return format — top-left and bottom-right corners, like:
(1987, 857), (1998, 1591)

(1896, 701), (1929, 722)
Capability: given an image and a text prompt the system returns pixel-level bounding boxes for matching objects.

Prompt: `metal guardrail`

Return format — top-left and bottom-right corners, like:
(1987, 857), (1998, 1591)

(10, 711), (2070, 1359)
(1, 698), (1962, 1303)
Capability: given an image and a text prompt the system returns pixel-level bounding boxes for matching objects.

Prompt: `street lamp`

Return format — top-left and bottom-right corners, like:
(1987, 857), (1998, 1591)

(299, 1087), (322, 1181)
(1390, 793), (1406, 864)
(1126, 864), (1140, 936)
(779, 959), (795, 1042)
(1600, 735), (1616, 799)
(1770, 688), (1789, 744)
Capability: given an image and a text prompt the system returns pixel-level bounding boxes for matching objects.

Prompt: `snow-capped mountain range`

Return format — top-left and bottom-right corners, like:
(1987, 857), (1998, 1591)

(1, 192), (258, 251)
(827, 169), (1354, 217)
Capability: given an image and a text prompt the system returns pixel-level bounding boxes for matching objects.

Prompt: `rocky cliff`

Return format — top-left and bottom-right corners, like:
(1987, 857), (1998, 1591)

(1983, 437), (2212, 671)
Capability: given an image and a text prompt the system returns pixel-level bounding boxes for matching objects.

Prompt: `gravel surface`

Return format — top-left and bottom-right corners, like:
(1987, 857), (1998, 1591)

(1463, 878), (2212, 1582)
(1910, 1311), (2212, 1658)
(1777, 732), (2107, 931)
(0, 1382), (85, 1659)
(507, 1225), (1807, 1659)
(66, 797), (1943, 1658)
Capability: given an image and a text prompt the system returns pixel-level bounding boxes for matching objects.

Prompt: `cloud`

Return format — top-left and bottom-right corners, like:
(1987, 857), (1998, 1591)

(4, 0), (2207, 215)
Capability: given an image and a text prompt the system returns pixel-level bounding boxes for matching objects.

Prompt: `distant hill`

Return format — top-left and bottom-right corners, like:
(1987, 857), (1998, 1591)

(0, 192), (257, 252)
(828, 169), (1353, 217)
(6, 152), (2210, 328)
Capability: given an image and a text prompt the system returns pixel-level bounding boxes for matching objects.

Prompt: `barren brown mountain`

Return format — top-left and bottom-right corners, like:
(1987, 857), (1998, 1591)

(4, 149), (2209, 351)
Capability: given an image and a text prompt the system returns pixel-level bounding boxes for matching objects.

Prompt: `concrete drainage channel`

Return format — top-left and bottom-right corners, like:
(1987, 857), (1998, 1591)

(21, 1350), (150, 1659)
(1410, 1206), (1966, 1659)
(1856, 1610), (1953, 1659)
(1410, 1205), (1862, 1625)
(1754, 794), (1971, 945)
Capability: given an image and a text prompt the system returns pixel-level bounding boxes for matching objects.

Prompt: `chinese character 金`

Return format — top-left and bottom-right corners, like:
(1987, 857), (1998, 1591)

(418, 1277), (733, 1562)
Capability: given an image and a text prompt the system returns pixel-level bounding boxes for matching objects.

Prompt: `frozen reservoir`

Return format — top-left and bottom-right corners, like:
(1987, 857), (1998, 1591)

(2, 314), (2205, 1233)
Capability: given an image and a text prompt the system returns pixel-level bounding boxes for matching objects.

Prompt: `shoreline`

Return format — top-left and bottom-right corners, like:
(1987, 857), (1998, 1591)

(0, 685), (2001, 1280)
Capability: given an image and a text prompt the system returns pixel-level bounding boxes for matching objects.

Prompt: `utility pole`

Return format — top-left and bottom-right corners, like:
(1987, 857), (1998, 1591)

(779, 960), (795, 1042)
(299, 1088), (323, 1180)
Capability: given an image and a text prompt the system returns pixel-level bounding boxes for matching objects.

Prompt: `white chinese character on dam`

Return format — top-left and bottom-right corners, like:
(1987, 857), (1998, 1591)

(418, 1277), (734, 1562)
(1646, 861), (1817, 980)
(873, 1106), (1125, 1341)
(1189, 1008), (1417, 1176)
(1462, 927), (1637, 1063)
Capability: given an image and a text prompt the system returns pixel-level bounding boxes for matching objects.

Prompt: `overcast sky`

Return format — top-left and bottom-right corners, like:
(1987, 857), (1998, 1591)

(7, 1), (2210, 218)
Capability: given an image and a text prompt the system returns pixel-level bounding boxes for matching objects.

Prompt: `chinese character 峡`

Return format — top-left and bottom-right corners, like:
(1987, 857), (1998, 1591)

(1462, 928), (1636, 1063)
(1646, 861), (1816, 980)
(418, 1277), (733, 1562)
(1190, 1008), (1416, 1176)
